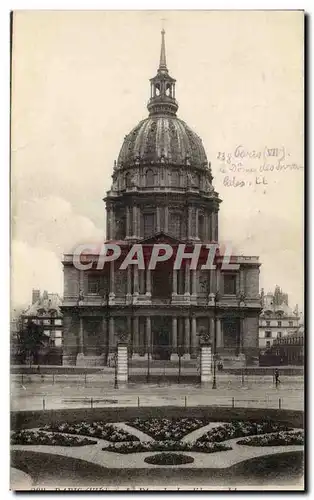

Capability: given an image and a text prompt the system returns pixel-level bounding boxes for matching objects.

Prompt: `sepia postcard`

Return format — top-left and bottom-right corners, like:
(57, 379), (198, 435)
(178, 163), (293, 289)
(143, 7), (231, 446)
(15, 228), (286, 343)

(10, 10), (304, 491)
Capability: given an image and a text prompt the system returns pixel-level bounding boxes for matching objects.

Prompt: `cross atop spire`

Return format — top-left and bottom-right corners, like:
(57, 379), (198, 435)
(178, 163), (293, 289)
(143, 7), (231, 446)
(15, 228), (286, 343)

(159, 29), (168, 72)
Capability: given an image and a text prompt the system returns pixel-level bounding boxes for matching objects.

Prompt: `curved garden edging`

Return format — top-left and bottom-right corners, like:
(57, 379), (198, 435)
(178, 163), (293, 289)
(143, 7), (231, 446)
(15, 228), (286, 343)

(11, 449), (304, 488)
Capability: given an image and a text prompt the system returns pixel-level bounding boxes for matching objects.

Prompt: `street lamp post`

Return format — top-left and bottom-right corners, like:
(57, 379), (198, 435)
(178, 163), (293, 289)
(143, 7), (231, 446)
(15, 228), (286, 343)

(114, 347), (118, 389)
(212, 291), (220, 390)
(237, 292), (246, 385)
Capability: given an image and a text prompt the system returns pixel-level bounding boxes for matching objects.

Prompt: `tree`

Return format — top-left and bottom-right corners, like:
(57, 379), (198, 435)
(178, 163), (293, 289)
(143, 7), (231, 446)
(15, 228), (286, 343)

(15, 319), (46, 366)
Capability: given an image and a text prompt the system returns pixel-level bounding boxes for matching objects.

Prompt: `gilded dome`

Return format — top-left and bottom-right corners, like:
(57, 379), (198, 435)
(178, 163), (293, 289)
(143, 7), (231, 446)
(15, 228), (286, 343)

(117, 116), (208, 168)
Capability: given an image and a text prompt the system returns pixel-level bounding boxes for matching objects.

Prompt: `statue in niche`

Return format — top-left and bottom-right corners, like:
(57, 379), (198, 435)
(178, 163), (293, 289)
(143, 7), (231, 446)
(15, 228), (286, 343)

(111, 176), (118, 191)
(116, 329), (129, 343)
(199, 273), (208, 293)
(197, 326), (211, 344)
(205, 177), (214, 192)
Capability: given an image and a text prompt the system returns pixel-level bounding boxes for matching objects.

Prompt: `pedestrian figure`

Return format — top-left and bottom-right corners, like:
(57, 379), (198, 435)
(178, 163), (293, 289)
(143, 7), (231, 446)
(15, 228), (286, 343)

(274, 368), (280, 387)
(37, 365), (40, 373)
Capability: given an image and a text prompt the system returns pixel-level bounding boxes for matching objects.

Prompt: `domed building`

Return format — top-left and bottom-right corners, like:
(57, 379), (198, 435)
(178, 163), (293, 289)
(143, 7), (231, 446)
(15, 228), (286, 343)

(62, 31), (262, 370)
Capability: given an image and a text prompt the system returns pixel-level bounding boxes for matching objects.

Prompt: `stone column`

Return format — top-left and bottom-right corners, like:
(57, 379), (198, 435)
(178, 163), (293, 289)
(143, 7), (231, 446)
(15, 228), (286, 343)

(109, 261), (115, 301)
(210, 317), (215, 348)
(172, 270), (177, 297)
(188, 206), (192, 239)
(208, 212), (212, 241)
(210, 212), (215, 241)
(102, 316), (108, 362)
(79, 270), (85, 297)
(133, 205), (138, 238)
(156, 206), (161, 232)
(164, 206), (169, 233)
(133, 316), (139, 355)
(210, 268), (216, 294)
(133, 266), (139, 297)
(126, 207), (131, 238)
(171, 316), (178, 360)
(146, 269), (151, 297)
(204, 213), (209, 241)
(109, 317), (115, 353)
(111, 208), (116, 240)
(191, 316), (197, 358)
(137, 206), (141, 238)
(146, 316), (151, 355)
(184, 317), (191, 359)
(127, 316), (132, 348)
(191, 270), (197, 303)
(214, 212), (219, 241)
(126, 266), (132, 302)
(216, 318), (223, 349)
(78, 317), (84, 354)
(240, 266), (244, 293)
(184, 262), (190, 296)
(117, 343), (128, 386)
(195, 207), (199, 239)
(200, 344), (212, 383)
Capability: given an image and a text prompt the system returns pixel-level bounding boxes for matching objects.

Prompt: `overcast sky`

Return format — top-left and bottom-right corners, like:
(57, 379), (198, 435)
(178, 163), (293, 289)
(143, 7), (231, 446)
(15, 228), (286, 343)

(11, 10), (304, 311)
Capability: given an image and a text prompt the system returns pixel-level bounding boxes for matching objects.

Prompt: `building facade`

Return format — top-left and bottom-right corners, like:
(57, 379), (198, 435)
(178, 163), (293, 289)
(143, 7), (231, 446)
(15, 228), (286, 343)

(22, 289), (63, 347)
(259, 286), (300, 351)
(62, 31), (262, 368)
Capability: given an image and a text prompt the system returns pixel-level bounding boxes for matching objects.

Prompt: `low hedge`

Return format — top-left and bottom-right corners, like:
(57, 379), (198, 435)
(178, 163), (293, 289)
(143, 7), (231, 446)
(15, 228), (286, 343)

(11, 430), (97, 447)
(126, 417), (210, 441)
(144, 453), (194, 466)
(40, 421), (139, 442)
(102, 440), (231, 454)
(237, 430), (304, 447)
(197, 421), (293, 443)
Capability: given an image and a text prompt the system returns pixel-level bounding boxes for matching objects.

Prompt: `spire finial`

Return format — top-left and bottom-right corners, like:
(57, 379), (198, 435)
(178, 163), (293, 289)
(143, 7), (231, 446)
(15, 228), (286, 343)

(159, 28), (167, 72)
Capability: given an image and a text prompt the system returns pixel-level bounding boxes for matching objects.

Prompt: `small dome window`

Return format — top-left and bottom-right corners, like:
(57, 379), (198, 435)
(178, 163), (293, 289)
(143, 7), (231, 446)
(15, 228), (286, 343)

(146, 169), (155, 187)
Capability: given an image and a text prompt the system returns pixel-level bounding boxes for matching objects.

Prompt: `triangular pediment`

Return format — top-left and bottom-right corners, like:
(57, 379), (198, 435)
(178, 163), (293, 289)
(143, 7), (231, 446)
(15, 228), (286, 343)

(139, 231), (183, 245)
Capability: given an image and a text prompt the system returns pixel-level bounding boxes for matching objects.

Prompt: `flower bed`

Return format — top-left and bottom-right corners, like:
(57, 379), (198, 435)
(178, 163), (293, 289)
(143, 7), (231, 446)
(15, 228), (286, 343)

(40, 422), (139, 442)
(144, 453), (194, 466)
(197, 421), (293, 443)
(126, 418), (210, 441)
(11, 430), (97, 447)
(102, 440), (231, 454)
(237, 430), (304, 447)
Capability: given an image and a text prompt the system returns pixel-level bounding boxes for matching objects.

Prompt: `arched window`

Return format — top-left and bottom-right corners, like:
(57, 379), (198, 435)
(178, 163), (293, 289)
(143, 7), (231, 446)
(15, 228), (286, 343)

(146, 169), (155, 187)
(166, 83), (172, 97)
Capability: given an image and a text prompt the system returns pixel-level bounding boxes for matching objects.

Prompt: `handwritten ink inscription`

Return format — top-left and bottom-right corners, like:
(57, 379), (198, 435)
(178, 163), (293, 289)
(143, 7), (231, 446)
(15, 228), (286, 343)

(216, 145), (303, 188)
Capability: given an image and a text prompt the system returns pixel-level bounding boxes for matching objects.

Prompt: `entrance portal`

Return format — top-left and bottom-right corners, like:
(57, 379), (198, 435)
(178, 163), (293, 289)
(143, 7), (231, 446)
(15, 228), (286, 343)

(152, 317), (172, 360)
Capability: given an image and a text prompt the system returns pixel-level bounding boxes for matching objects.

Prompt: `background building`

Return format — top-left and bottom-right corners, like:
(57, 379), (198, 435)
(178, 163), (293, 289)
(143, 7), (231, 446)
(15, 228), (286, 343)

(22, 289), (63, 347)
(259, 286), (300, 351)
(62, 31), (262, 368)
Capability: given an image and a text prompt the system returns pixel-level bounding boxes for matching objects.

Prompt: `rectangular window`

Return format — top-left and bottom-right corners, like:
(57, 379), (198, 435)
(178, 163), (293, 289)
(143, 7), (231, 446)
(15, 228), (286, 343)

(266, 321), (271, 326)
(223, 274), (236, 295)
(277, 321), (282, 327)
(54, 319), (62, 326)
(55, 337), (62, 347)
(289, 321), (293, 327)
(143, 213), (155, 239)
(265, 331), (272, 338)
(266, 341), (271, 348)
(277, 332), (282, 338)
(88, 274), (101, 294)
